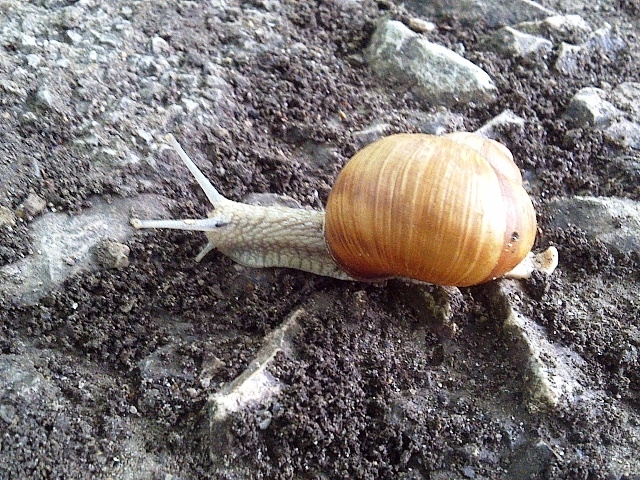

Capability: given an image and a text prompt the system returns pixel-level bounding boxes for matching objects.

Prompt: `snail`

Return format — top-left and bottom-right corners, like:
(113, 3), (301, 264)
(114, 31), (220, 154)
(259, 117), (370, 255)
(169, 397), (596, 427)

(131, 132), (558, 287)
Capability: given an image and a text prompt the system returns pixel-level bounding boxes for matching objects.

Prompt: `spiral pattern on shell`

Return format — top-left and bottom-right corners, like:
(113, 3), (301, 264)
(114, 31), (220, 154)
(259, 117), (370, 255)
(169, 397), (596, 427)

(324, 133), (537, 287)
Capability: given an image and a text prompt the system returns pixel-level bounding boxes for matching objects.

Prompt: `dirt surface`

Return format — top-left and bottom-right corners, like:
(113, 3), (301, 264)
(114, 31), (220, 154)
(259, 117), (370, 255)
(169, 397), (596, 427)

(1, 0), (639, 479)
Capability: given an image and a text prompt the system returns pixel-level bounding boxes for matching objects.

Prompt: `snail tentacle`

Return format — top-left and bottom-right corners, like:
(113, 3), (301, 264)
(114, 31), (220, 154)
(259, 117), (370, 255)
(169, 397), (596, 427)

(165, 134), (229, 207)
(131, 217), (229, 232)
(195, 242), (216, 263)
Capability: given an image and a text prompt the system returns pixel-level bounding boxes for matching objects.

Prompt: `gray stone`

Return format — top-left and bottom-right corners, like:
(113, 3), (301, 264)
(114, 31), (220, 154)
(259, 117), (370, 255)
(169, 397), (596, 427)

(205, 308), (304, 461)
(352, 123), (393, 148)
(150, 35), (170, 55)
(612, 82), (640, 123)
(20, 193), (47, 217)
(0, 355), (49, 399)
(555, 26), (626, 76)
(0, 206), (16, 228)
(94, 240), (131, 269)
(34, 87), (57, 110)
(0, 195), (169, 306)
(506, 440), (555, 479)
(19, 34), (37, 53)
(488, 281), (591, 411)
(25, 53), (41, 68)
(413, 110), (466, 136)
(548, 196), (640, 256)
(365, 20), (497, 107)
(554, 42), (584, 75)
(475, 110), (526, 138)
(405, 0), (557, 28)
(483, 26), (553, 58)
(0, 404), (17, 425)
(516, 14), (593, 44)
(207, 309), (302, 423)
(566, 87), (622, 128)
(65, 29), (83, 44)
(585, 25), (627, 54)
(462, 466), (476, 478)
(504, 298), (582, 410)
(604, 119), (640, 150)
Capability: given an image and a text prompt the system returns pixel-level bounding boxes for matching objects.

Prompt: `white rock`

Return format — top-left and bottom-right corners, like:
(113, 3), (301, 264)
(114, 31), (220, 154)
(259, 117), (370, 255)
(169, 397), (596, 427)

(151, 35), (170, 55)
(554, 42), (584, 75)
(475, 110), (526, 138)
(585, 26), (627, 54)
(415, 110), (466, 136)
(502, 301), (585, 410)
(26, 54), (41, 68)
(352, 123), (393, 148)
(19, 34), (37, 53)
(0, 195), (170, 306)
(35, 87), (56, 110)
(66, 30), (83, 44)
(207, 308), (303, 422)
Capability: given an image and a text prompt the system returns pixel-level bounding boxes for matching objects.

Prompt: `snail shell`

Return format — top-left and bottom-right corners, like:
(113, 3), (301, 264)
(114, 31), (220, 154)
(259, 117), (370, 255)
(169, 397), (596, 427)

(325, 133), (537, 287)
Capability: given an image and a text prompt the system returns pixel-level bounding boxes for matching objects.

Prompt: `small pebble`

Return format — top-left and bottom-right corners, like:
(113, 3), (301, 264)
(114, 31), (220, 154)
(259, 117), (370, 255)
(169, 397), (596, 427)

(407, 18), (436, 33)
(0, 206), (17, 227)
(258, 417), (272, 430)
(35, 87), (56, 110)
(94, 240), (131, 269)
(21, 193), (47, 217)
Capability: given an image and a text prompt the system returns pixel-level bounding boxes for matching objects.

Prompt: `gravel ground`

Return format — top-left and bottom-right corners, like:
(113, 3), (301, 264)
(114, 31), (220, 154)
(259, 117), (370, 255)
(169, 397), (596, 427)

(0, 0), (639, 479)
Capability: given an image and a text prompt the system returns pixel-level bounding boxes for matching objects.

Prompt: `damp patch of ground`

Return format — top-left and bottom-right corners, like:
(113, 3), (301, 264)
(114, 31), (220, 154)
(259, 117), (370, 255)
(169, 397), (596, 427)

(0, 0), (639, 478)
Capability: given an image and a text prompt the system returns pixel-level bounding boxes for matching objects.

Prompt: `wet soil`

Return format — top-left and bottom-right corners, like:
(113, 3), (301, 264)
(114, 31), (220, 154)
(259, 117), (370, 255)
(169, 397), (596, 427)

(1, 0), (639, 479)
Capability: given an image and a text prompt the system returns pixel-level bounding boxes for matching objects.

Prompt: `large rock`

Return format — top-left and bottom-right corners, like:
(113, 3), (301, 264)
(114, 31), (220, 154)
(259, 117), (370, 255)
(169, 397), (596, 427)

(482, 26), (553, 58)
(0, 195), (168, 306)
(548, 196), (640, 256)
(566, 87), (622, 128)
(604, 119), (640, 150)
(365, 20), (497, 107)
(405, 0), (556, 27)
(612, 82), (640, 123)
(555, 26), (626, 75)
(516, 14), (593, 44)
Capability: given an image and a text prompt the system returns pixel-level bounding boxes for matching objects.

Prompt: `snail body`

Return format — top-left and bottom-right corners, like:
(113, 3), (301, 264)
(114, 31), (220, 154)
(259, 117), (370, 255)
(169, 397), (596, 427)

(131, 133), (557, 286)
